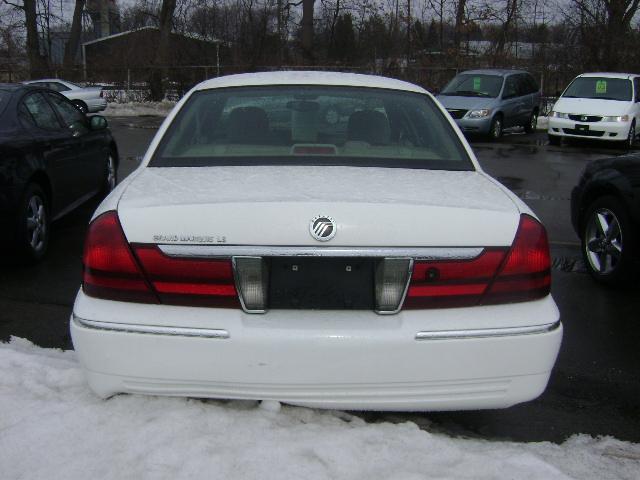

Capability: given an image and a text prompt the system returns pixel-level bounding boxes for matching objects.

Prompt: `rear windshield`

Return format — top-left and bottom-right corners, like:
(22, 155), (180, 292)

(563, 77), (632, 101)
(440, 74), (503, 98)
(151, 86), (474, 171)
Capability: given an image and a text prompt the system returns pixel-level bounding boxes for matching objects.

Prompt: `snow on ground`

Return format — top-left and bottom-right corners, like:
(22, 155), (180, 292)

(1, 338), (638, 480)
(103, 100), (176, 117)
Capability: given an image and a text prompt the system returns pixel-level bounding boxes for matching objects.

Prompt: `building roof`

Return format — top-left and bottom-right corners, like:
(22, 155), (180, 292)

(193, 71), (428, 94)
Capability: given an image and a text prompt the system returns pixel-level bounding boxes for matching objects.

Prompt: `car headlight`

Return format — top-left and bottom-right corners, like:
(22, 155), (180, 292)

(466, 109), (491, 119)
(550, 111), (569, 119)
(602, 115), (629, 122)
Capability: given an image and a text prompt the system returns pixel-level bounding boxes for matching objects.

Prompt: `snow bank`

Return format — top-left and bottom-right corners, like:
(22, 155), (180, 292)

(103, 100), (176, 117)
(1, 338), (638, 480)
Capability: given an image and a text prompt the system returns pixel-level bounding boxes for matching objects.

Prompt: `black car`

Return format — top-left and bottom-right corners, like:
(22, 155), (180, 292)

(0, 83), (118, 262)
(571, 153), (640, 284)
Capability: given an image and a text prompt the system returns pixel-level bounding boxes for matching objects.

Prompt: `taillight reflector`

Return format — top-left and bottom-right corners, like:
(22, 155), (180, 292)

(404, 249), (506, 309)
(133, 245), (239, 308)
(82, 211), (157, 303)
(403, 214), (551, 309)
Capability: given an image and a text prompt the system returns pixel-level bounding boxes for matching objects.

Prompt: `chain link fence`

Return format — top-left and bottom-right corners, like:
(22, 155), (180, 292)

(1, 63), (577, 109)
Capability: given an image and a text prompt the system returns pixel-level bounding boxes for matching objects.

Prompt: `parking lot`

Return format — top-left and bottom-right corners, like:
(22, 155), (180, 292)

(1, 117), (638, 445)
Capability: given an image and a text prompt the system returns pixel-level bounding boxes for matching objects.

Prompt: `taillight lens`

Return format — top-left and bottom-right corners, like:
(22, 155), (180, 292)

(133, 245), (239, 308)
(483, 214), (551, 304)
(404, 249), (507, 309)
(82, 211), (157, 303)
(403, 214), (551, 309)
(82, 211), (238, 308)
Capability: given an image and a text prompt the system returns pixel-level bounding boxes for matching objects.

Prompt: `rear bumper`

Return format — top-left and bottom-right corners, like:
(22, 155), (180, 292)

(87, 98), (108, 113)
(71, 290), (562, 411)
(548, 117), (630, 140)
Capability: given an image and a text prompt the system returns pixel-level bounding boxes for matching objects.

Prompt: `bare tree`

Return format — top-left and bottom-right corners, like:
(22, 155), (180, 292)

(63, 0), (85, 72)
(150, 0), (176, 100)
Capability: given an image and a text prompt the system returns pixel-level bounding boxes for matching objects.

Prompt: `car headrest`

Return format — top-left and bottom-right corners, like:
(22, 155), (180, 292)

(227, 106), (269, 143)
(347, 110), (391, 145)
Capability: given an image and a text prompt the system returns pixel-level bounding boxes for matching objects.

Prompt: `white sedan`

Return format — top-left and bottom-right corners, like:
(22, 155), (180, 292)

(71, 72), (562, 411)
(24, 78), (107, 113)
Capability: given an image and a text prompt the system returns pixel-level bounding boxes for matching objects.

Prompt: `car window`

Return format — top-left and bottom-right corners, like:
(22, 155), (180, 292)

(563, 77), (632, 101)
(503, 76), (519, 99)
(48, 82), (71, 92)
(527, 74), (539, 94)
(440, 74), (503, 98)
(46, 92), (89, 135)
(634, 78), (640, 102)
(152, 86), (474, 171)
(22, 93), (62, 130)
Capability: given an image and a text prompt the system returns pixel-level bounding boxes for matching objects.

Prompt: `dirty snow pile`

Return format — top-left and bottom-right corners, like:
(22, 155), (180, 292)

(103, 100), (176, 117)
(1, 338), (638, 480)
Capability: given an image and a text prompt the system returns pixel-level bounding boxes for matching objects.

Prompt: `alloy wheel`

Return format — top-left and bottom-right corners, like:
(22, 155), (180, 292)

(584, 207), (623, 274)
(107, 155), (116, 191)
(26, 195), (47, 253)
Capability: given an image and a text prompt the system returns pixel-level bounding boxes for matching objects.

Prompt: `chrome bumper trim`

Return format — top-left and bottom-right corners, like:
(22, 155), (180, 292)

(72, 315), (230, 339)
(415, 321), (561, 341)
(159, 245), (484, 260)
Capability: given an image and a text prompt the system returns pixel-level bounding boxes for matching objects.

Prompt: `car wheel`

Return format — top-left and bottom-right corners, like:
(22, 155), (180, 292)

(548, 134), (561, 146)
(73, 100), (88, 114)
(17, 183), (50, 263)
(488, 115), (503, 140)
(524, 111), (538, 133)
(581, 195), (637, 285)
(100, 151), (118, 197)
(624, 121), (635, 149)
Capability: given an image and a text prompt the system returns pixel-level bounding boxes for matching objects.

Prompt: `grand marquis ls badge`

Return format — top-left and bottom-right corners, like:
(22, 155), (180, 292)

(310, 215), (337, 241)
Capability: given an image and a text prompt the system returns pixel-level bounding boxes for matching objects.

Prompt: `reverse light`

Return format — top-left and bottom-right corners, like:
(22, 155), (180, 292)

(466, 109), (491, 118)
(233, 257), (268, 312)
(375, 258), (412, 313)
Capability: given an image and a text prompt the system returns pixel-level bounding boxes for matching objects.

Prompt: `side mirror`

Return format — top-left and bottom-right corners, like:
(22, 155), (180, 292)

(90, 115), (108, 130)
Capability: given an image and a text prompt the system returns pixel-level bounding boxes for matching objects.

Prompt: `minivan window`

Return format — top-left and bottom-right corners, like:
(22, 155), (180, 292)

(440, 74), (503, 98)
(503, 76), (519, 99)
(152, 86), (474, 171)
(563, 77), (632, 101)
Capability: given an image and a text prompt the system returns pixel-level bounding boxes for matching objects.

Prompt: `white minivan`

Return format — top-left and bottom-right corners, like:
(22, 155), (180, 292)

(548, 73), (640, 148)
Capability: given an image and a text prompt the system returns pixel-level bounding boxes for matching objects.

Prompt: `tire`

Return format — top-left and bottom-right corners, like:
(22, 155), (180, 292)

(99, 150), (118, 198)
(524, 110), (538, 133)
(488, 115), (503, 141)
(73, 100), (88, 114)
(623, 121), (635, 150)
(581, 195), (637, 285)
(16, 183), (50, 263)
(548, 134), (561, 146)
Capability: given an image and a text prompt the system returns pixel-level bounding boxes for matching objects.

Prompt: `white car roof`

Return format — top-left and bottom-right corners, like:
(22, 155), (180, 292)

(193, 71), (429, 95)
(578, 72), (638, 80)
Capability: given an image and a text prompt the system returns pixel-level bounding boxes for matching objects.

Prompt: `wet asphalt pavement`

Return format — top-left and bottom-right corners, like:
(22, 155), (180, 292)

(1, 118), (638, 444)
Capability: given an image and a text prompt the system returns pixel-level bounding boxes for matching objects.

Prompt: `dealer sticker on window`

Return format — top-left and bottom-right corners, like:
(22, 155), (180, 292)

(596, 80), (607, 94)
(473, 77), (481, 90)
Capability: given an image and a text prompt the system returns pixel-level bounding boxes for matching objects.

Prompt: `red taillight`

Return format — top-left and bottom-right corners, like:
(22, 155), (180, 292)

(132, 245), (239, 308)
(404, 249), (507, 309)
(82, 211), (157, 303)
(82, 211), (238, 307)
(482, 214), (551, 304)
(403, 214), (551, 309)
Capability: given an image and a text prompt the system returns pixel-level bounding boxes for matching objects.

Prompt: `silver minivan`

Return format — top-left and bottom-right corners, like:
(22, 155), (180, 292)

(437, 69), (541, 140)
